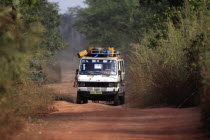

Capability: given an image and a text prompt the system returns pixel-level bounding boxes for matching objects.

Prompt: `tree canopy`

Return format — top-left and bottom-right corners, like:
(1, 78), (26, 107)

(74, 0), (181, 49)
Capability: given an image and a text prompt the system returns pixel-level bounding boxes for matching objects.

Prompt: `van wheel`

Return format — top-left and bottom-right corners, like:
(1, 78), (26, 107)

(76, 94), (82, 104)
(120, 95), (125, 105)
(83, 99), (88, 104)
(114, 94), (120, 106)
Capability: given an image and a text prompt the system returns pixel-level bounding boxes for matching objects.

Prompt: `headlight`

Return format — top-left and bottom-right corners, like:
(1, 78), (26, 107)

(79, 82), (85, 87)
(108, 83), (114, 87)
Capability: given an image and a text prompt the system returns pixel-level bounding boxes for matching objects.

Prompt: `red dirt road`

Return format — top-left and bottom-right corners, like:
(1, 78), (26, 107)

(13, 71), (207, 140)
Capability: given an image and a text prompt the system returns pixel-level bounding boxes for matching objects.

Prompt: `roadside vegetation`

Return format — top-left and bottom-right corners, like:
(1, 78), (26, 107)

(130, 0), (210, 134)
(73, 0), (210, 135)
(0, 0), (67, 139)
(130, 2), (209, 108)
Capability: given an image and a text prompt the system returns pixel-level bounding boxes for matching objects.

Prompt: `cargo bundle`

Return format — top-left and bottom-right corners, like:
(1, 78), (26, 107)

(78, 47), (120, 58)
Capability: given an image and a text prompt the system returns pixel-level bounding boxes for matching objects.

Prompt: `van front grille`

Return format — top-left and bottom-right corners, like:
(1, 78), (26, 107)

(79, 82), (113, 87)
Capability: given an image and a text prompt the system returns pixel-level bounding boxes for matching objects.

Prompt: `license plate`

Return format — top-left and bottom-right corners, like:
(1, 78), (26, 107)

(90, 91), (102, 94)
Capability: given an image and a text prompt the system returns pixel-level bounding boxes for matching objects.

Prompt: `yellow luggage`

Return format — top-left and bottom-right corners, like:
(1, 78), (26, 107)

(78, 50), (88, 58)
(108, 47), (115, 57)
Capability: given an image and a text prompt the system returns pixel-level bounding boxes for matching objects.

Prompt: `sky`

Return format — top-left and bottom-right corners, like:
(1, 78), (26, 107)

(48, 0), (87, 14)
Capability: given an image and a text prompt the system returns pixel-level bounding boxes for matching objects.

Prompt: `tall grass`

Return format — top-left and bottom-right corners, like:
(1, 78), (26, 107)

(129, 3), (209, 108)
(9, 83), (55, 115)
(0, 83), (55, 139)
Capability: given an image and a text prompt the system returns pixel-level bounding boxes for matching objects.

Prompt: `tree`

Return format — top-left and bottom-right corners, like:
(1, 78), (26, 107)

(0, 0), (68, 137)
(139, 0), (184, 7)
(22, 1), (68, 59)
(74, 0), (173, 50)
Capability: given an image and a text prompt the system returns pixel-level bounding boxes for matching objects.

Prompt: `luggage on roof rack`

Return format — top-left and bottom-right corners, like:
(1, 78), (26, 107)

(78, 47), (120, 58)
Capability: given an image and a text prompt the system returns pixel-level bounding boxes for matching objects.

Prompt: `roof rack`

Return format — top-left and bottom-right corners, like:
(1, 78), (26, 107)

(78, 47), (120, 58)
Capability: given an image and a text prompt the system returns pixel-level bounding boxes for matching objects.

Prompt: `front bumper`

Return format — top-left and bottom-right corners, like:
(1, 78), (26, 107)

(78, 91), (116, 101)
(78, 87), (118, 92)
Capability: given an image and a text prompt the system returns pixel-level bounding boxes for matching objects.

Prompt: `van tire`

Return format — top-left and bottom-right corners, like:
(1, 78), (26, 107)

(120, 95), (125, 105)
(83, 99), (88, 104)
(76, 93), (82, 104)
(114, 94), (120, 106)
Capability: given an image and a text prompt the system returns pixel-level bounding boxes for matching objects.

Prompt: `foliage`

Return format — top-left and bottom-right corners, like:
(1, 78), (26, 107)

(198, 1), (210, 133)
(24, 1), (68, 58)
(22, 1), (68, 83)
(129, 1), (210, 109)
(75, 0), (161, 49)
(0, 0), (67, 138)
(60, 7), (82, 42)
(0, 6), (42, 95)
(74, 0), (190, 50)
(0, 5), (42, 138)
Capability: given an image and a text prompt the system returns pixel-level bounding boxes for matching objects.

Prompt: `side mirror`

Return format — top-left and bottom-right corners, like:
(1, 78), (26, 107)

(118, 69), (122, 75)
(76, 69), (79, 74)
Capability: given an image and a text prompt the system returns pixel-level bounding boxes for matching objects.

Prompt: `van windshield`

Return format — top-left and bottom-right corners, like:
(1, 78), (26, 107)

(79, 59), (117, 75)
